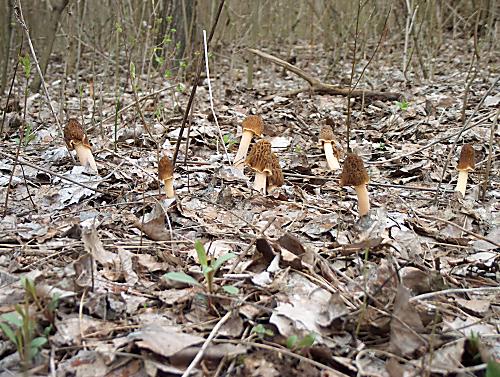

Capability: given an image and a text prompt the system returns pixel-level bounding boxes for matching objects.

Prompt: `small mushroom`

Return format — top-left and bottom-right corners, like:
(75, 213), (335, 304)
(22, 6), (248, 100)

(64, 118), (98, 174)
(318, 125), (340, 170)
(267, 153), (284, 192)
(158, 156), (175, 198)
(245, 140), (273, 194)
(234, 115), (264, 170)
(340, 153), (370, 217)
(455, 144), (475, 197)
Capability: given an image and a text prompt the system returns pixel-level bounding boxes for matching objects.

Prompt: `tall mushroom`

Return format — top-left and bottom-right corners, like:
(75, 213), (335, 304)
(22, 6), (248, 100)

(64, 118), (98, 174)
(340, 153), (370, 217)
(267, 153), (284, 192)
(234, 115), (264, 170)
(158, 156), (175, 198)
(455, 144), (475, 197)
(318, 125), (340, 170)
(245, 140), (273, 194)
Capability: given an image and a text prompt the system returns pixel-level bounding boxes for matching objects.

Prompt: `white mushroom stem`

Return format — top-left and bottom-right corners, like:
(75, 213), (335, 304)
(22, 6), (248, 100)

(74, 143), (98, 174)
(163, 178), (175, 198)
(354, 184), (370, 217)
(254, 171), (267, 194)
(233, 131), (254, 170)
(455, 170), (469, 197)
(323, 142), (340, 170)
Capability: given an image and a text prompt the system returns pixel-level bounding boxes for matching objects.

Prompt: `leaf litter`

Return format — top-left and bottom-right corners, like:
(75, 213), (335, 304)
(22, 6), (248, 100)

(0, 39), (499, 377)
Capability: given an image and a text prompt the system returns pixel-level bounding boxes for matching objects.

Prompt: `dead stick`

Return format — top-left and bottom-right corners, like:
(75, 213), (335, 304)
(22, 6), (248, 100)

(247, 48), (402, 101)
(171, 0), (225, 167)
(417, 213), (500, 248)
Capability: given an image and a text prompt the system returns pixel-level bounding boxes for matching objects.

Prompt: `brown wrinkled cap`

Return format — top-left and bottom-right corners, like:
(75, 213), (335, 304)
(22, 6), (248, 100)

(457, 144), (475, 171)
(242, 115), (264, 136)
(319, 125), (334, 143)
(158, 156), (174, 180)
(340, 154), (369, 187)
(245, 140), (272, 175)
(268, 153), (284, 188)
(64, 118), (90, 149)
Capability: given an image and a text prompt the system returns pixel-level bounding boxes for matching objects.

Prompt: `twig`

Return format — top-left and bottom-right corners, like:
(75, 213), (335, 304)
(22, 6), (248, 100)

(0, 150), (112, 196)
(247, 48), (401, 101)
(417, 212), (500, 248)
(481, 108), (498, 201)
(13, 0), (75, 163)
(410, 286), (500, 302)
(87, 84), (177, 133)
(347, 5), (392, 151)
(202, 29), (231, 164)
(221, 216), (277, 286)
(433, 75), (500, 202)
(356, 348), (486, 375)
(216, 339), (351, 377)
(181, 310), (233, 377)
(366, 110), (495, 165)
(0, 36), (22, 136)
(171, 0), (226, 167)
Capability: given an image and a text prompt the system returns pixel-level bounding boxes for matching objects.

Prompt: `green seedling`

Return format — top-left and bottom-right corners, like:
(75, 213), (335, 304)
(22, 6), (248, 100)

(395, 100), (409, 111)
(286, 332), (316, 351)
(164, 240), (238, 295)
(251, 324), (274, 339)
(223, 134), (237, 150)
(0, 277), (56, 369)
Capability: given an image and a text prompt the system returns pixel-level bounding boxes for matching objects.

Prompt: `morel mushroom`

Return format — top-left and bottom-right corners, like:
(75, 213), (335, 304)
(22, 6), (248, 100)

(318, 125), (340, 170)
(245, 140), (273, 194)
(455, 144), (475, 197)
(64, 118), (98, 174)
(267, 153), (284, 192)
(234, 115), (264, 170)
(158, 156), (175, 198)
(340, 154), (370, 217)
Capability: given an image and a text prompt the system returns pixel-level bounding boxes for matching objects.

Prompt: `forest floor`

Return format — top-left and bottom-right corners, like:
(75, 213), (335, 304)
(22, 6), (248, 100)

(0, 36), (499, 377)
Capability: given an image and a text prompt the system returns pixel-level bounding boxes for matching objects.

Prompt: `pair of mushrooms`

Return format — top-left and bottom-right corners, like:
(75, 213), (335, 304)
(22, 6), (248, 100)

(65, 118), (176, 198)
(318, 124), (370, 217)
(233, 115), (283, 195)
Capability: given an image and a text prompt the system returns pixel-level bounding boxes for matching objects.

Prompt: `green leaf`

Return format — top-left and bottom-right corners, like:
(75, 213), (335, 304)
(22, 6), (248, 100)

(213, 253), (237, 272)
(296, 333), (316, 349)
(19, 54), (31, 78)
(163, 272), (202, 287)
(286, 335), (298, 349)
(203, 266), (214, 276)
(251, 324), (265, 335)
(31, 336), (47, 349)
(0, 322), (17, 344)
(486, 359), (500, 377)
(1, 312), (22, 327)
(195, 240), (208, 268)
(222, 285), (239, 295)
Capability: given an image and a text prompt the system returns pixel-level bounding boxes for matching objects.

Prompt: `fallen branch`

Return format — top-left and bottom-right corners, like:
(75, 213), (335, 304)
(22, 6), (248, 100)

(247, 48), (402, 101)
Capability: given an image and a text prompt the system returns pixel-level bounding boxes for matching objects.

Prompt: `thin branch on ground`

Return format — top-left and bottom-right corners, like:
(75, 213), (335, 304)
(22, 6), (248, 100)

(247, 48), (402, 101)
(181, 310), (233, 377)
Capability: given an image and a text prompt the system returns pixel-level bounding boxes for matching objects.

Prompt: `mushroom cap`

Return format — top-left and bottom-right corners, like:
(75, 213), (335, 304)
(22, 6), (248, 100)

(318, 125), (334, 143)
(340, 154), (369, 187)
(242, 115), (264, 136)
(64, 118), (90, 150)
(245, 140), (273, 175)
(268, 153), (284, 188)
(158, 156), (174, 180)
(457, 144), (475, 171)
